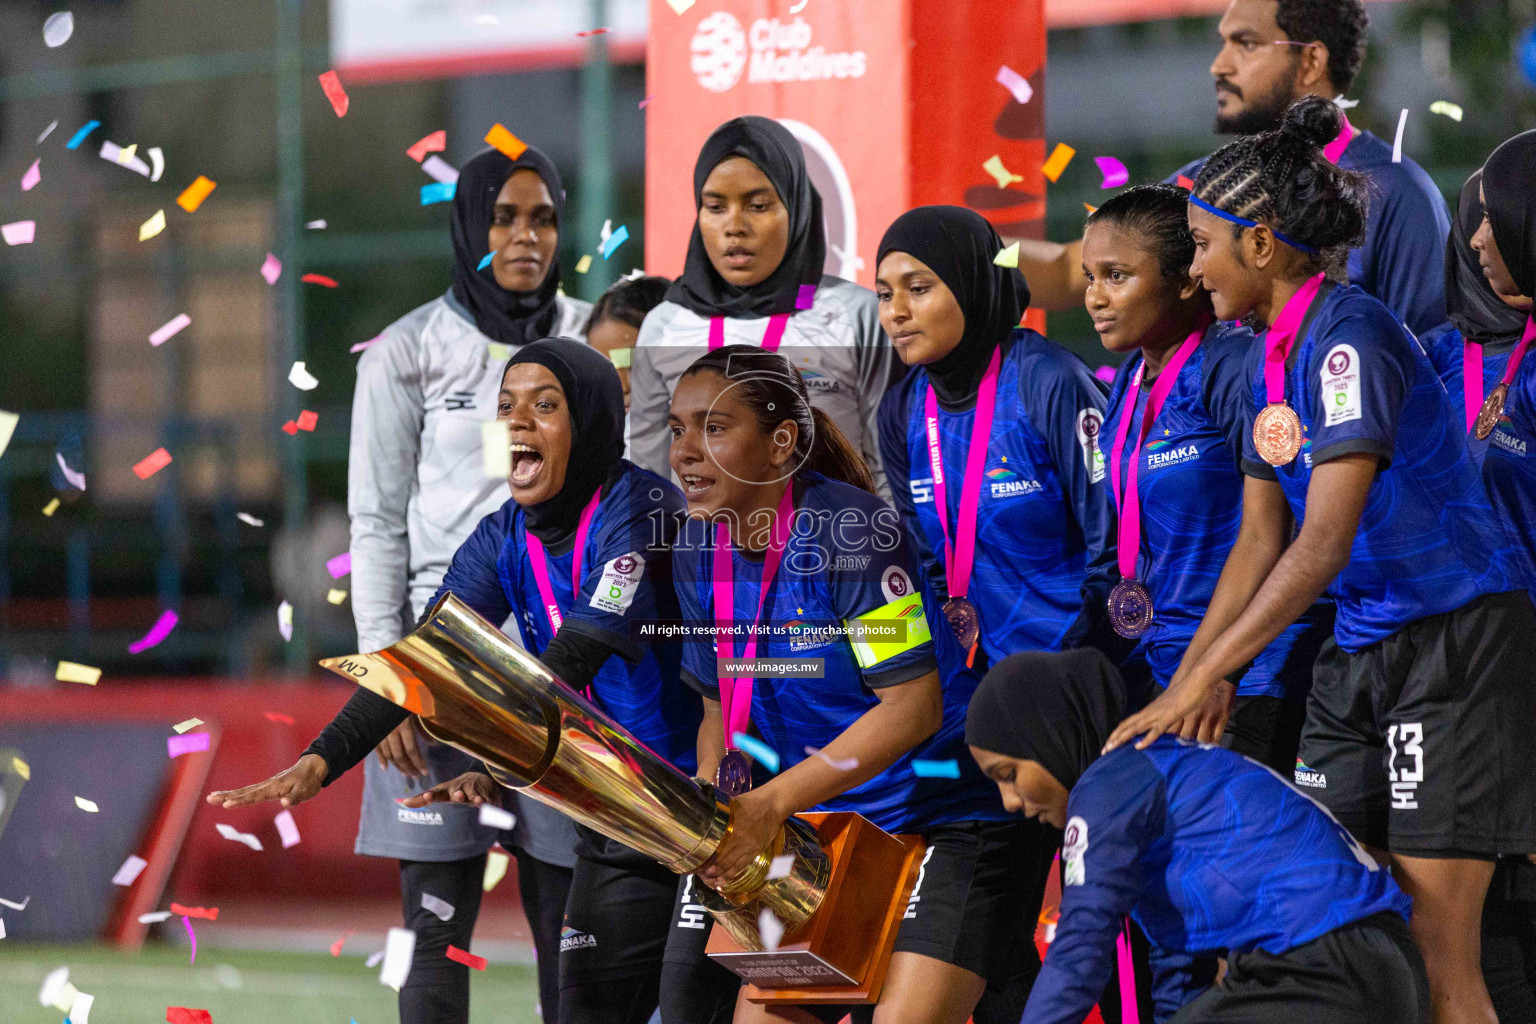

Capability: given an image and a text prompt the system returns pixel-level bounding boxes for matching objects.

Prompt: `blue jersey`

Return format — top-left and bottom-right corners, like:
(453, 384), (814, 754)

(1171, 129), (1450, 335)
(1240, 286), (1523, 649)
(1087, 323), (1329, 698)
(879, 329), (1113, 663)
(672, 472), (1007, 833)
(1424, 323), (1536, 583)
(433, 461), (699, 773)
(1024, 736), (1411, 1024)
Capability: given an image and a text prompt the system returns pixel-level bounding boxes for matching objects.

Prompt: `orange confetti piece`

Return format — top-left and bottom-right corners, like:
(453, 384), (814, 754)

(281, 421), (298, 435)
(406, 130), (446, 163)
(1084, 203), (1098, 215)
(169, 903), (219, 921)
(317, 70), (349, 117)
(446, 945), (487, 970)
(1041, 143), (1076, 183)
(133, 447), (173, 480)
(484, 124), (527, 160)
(330, 929), (355, 956)
(263, 711), (295, 724)
(300, 273), (338, 288)
(1175, 174), (1195, 190)
(296, 410), (318, 432)
(176, 176), (217, 213)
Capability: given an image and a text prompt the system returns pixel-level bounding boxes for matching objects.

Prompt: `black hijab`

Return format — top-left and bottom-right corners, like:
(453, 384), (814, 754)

(502, 339), (625, 547)
(450, 145), (566, 347)
(665, 116), (826, 319)
(965, 649), (1126, 792)
(1446, 169), (1529, 351)
(1483, 130), (1536, 302)
(878, 206), (1031, 410)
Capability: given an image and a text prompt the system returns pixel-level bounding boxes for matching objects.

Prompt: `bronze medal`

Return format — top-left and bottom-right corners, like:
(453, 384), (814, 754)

(1253, 402), (1303, 466)
(943, 597), (981, 651)
(1474, 383), (1508, 442)
(715, 749), (752, 797)
(1107, 578), (1155, 638)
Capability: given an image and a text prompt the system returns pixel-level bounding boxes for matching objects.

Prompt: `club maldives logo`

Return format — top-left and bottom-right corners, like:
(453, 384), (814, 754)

(1492, 415), (1527, 456)
(986, 465), (1042, 499)
(690, 13), (868, 93)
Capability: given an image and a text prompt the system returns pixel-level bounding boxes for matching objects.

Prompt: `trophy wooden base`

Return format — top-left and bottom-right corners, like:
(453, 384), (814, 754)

(705, 812), (925, 1005)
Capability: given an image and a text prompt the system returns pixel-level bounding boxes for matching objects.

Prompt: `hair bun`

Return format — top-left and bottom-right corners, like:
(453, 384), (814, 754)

(1278, 95), (1343, 149)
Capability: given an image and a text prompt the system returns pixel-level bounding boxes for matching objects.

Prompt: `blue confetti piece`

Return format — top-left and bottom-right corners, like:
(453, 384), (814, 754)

(420, 181), (456, 205)
(599, 224), (629, 260)
(65, 120), (100, 150)
(911, 758), (960, 779)
(730, 732), (780, 773)
(477, 252), (494, 271)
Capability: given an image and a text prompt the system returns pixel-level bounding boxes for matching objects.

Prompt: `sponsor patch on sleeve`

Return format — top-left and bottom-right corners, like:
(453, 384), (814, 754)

(880, 565), (914, 604)
(589, 552), (645, 615)
(1076, 408), (1106, 483)
(1063, 815), (1089, 886)
(1320, 343), (1362, 426)
(845, 595), (932, 670)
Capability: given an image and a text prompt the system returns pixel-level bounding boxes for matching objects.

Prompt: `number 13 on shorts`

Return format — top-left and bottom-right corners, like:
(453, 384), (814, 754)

(1386, 722), (1424, 811)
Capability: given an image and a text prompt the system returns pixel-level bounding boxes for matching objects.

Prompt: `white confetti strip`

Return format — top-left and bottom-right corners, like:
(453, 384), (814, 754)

(478, 804), (515, 830)
(1391, 108), (1408, 163)
(112, 854), (148, 886)
(379, 927), (415, 990)
(767, 854), (795, 880)
(74, 796), (99, 813)
(237, 512), (263, 527)
(421, 893), (455, 921)
(137, 910), (173, 923)
(758, 908), (784, 951)
(287, 361), (319, 391)
(216, 822), (263, 851)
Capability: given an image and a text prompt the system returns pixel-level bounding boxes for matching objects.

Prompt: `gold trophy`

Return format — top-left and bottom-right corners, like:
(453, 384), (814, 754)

(321, 593), (924, 1005)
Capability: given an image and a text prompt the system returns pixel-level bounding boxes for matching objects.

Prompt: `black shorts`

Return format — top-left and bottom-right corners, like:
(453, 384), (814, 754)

(1170, 911), (1429, 1024)
(1221, 695), (1307, 777)
(559, 826), (678, 988)
(1296, 591), (1536, 856)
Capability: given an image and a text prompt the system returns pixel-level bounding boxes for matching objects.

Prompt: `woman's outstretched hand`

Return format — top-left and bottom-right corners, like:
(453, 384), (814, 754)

(206, 753), (328, 809)
(398, 771), (498, 808)
(1103, 669), (1224, 754)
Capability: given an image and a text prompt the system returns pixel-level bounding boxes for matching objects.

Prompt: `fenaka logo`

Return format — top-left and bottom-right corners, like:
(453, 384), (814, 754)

(396, 806), (445, 825)
(1294, 759), (1327, 789)
(1492, 415), (1527, 457)
(691, 13), (867, 93)
(560, 926), (598, 952)
(1146, 442), (1200, 471)
(986, 465), (1042, 500)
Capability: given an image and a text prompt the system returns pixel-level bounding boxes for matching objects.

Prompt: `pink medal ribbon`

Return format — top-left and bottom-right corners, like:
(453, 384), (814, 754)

(1465, 318), (1535, 437)
(1264, 273), (1327, 404)
(1108, 320), (1209, 585)
(708, 314), (790, 352)
(712, 484), (795, 751)
(523, 488), (603, 636)
(1463, 340), (1484, 435)
(1322, 112), (1354, 164)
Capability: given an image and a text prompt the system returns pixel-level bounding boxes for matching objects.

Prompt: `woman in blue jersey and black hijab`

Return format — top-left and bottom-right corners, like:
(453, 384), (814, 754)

(967, 648), (1428, 1024)
(664, 344), (1030, 1024)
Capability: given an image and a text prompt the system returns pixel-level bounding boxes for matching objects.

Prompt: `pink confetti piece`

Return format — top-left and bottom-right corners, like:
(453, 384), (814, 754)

(56, 451), (86, 490)
(795, 284), (817, 310)
(1094, 156), (1129, 189)
(330, 929), (356, 956)
(128, 609), (178, 653)
(1094, 365), (1116, 383)
(183, 914), (197, 965)
(2, 220), (36, 246)
(263, 711), (294, 724)
(326, 551), (352, 579)
(420, 156), (459, 185)
(274, 809), (301, 848)
(996, 65), (1033, 105)
(112, 854), (148, 886)
(317, 70), (349, 117)
(406, 130), (446, 163)
(167, 732), (210, 758)
(133, 447), (173, 480)
(638, 94), (654, 109)
(260, 252), (281, 285)
(150, 313), (191, 346)
(21, 160), (41, 191)
(576, 27), (610, 36)
(350, 335), (383, 354)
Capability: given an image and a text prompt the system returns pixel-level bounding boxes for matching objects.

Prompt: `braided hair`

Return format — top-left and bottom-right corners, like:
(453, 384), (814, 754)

(1191, 95), (1370, 278)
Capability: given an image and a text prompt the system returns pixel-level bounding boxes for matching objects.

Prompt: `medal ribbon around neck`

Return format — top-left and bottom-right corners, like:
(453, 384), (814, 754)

(708, 314), (791, 352)
(1472, 317), (1536, 441)
(1253, 272), (1326, 465)
(523, 489), (603, 698)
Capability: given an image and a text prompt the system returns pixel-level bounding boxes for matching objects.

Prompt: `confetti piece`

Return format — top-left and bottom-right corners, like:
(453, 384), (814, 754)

(176, 175), (217, 213)
(421, 155), (459, 185)
(133, 447), (173, 480)
(406, 130), (446, 163)
(982, 155), (1022, 189)
(166, 1009), (213, 1024)
(72, 992), (97, 1024)
(600, 225), (629, 260)
(1094, 156), (1129, 189)
(484, 849), (510, 891)
(484, 123), (528, 160)
(574, 254), (592, 274)
(56, 661), (102, 685)
(577, 27), (610, 36)
(39, 966), (73, 1009)
(0, 410), (14, 459)
(38, 120), (58, 143)
(112, 855), (148, 886)
(98, 141), (149, 176)
(768, 854), (795, 879)
(41, 498), (59, 516)
(1333, 93), (1359, 109)
(56, 451), (86, 490)
(274, 809), (301, 848)
(21, 159), (41, 191)
(421, 181), (456, 205)
(326, 551), (352, 578)
(260, 253), (281, 284)
(1094, 365), (1116, 383)
(666, 0), (695, 12)
(8, 759), (28, 782)
(75, 796), (99, 813)
(296, 409), (318, 431)
(365, 950), (385, 968)
(150, 313), (191, 346)
(1175, 174), (1195, 190)
(789, 0), (807, 11)
(422, 894), (455, 922)
(2, 893), (29, 910)
(65, 120), (100, 150)
(482, 420), (511, 479)
(263, 711), (294, 724)
(608, 347), (633, 369)
(326, 588), (347, 604)
(139, 910), (173, 923)
(184, 914), (197, 964)
(380, 927), (416, 990)
(758, 908), (784, 951)
(215, 822), (263, 851)
(300, 273), (338, 288)
(476, 251), (494, 271)
(911, 758), (960, 778)
(169, 903), (219, 920)
(167, 732), (210, 758)
(44, 11), (75, 46)
(994, 242), (1020, 268)
(1391, 108), (1408, 163)
(148, 147), (165, 181)
(0, 918), (5, 939)
(731, 732), (780, 773)
(278, 601), (293, 642)
(804, 745), (859, 771)
(3, 220), (36, 245)
(288, 361), (319, 390)
(306, 219), (326, 229)
(1041, 142), (1076, 183)
(1084, 203), (1099, 215)
(173, 718), (203, 733)
(796, 283), (818, 309)
(446, 945), (487, 970)
(996, 65), (1033, 105)
(129, 609), (178, 653)
(478, 804), (515, 830)
(281, 420), (297, 435)
(118, 143), (138, 164)
(330, 930), (355, 956)
(487, 342), (512, 362)
(1429, 100), (1463, 122)
(236, 512), (263, 526)
(638, 95), (654, 109)
(139, 209), (167, 241)
(318, 70), (349, 116)
(350, 335), (381, 353)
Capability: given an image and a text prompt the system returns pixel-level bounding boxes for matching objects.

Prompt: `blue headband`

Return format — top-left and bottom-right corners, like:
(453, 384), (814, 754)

(1187, 194), (1318, 255)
